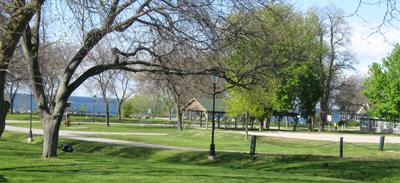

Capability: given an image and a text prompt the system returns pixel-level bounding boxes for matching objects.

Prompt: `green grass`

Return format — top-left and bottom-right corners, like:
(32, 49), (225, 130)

(9, 122), (400, 159)
(2, 132), (400, 182)
(89, 132), (400, 159)
(8, 122), (179, 133)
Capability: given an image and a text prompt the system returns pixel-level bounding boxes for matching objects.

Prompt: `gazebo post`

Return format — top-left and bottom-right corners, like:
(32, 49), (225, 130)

(224, 115), (227, 129)
(206, 112), (208, 130)
(200, 112), (203, 128)
(217, 114), (220, 128)
(235, 116), (238, 130)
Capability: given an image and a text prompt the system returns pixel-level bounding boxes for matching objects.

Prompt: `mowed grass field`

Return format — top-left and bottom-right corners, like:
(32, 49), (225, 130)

(8, 121), (400, 159)
(6, 119), (400, 182)
(2, 132), (400, 182)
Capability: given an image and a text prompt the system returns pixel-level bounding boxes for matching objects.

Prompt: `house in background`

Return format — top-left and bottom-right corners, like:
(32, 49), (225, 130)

(359, 117), (400, 134)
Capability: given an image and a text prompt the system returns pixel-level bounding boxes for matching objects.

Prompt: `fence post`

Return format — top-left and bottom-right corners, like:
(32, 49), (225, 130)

(379, 135), (385, 151)
(250, 135), (257, 160)
(340, 137), (343, 159)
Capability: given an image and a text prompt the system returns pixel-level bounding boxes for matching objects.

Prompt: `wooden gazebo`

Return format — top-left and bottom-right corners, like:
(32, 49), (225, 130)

(181, 98), (225, 128)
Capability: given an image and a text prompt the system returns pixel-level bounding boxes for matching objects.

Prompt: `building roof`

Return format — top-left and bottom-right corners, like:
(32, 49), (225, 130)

(181, 97), (225, 113)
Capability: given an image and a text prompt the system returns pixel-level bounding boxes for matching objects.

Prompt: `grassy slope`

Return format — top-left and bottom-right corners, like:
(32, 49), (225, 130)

(2, 132), (400, 182)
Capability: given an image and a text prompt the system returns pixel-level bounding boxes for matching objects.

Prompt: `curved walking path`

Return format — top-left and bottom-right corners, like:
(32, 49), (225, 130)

(236, 130), (400, 143)
(5, 125), (202, 151)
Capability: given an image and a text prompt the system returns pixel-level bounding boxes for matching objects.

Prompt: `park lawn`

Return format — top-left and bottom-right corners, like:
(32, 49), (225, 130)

(87, 132), (400, 159)
(7, 122), (400, 159)
(1, 132), (400, 182)
(7, 122), (181, 133)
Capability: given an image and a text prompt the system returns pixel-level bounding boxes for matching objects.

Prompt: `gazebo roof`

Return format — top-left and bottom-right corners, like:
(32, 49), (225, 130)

(182, 98), (225, 113)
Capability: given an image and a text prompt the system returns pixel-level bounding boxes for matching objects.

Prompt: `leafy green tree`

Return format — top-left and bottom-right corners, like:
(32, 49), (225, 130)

(364, 44), (400, 120)
(279, 62), (323, 131)
(224, 4), (324, 131)
(79, 104), (87, 115)
(122, 95), (150, 117)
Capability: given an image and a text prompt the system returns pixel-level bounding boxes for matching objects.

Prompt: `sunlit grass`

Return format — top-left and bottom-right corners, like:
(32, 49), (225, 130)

(2, 132), (400, 182)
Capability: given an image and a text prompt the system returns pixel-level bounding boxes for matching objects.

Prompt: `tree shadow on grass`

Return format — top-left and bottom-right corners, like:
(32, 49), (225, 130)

(61, 139), (161, 159)
(159, 151), (400, 182)
(0, 175), (7, 182)
(0, 163), (81, 172)
(282, 158), (400, 182)
(23, 136), (398, 182)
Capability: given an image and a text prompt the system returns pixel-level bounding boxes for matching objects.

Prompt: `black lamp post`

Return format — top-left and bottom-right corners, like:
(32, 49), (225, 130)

(208, 73), (219, 160)
(93, 95), (97, 122)
(28, 92), (33, 143)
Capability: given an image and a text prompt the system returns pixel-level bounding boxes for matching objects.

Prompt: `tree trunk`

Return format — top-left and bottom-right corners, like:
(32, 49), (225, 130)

(245, 112), (249, 140)
(9, 84), (14, 114)
(266, 118), (270, 130)
(234, 117), (237, 130)
(118, 101), (122, 122)
(9, 100), (13, 114)
(42, 116), (61, 158)
(105, 98), (110, 127)
(168, 107), (172, 120)
(176, 104), (183, 131)
(307, 115), (312, 132)
(106, 105), (110, 127)
(319, 96), (328, 132)
(0, 72), (10, 138)
(319, 110), (326, 132)
(293, 117), (298, 131)
(0, 0), (44, 139)
(278, 117), (281, 131)
(100, 93), (110, 126)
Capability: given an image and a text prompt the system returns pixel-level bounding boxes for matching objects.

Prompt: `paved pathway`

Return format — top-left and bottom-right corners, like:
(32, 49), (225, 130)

(5, 125), (202, 151)
(232, 130), (400, 143)
(6, 120), (201, 128)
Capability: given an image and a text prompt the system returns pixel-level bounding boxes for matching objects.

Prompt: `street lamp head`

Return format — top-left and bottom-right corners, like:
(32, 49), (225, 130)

(211, 74), (219, 84)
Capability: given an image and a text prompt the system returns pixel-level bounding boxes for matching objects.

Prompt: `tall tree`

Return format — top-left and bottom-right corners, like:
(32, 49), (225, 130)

(85, 45), (117, 127)
(0, 0), (45, 138)
(317, 6), (353, 132)
(21, 0), (258, 158)
(109, 71), (135, 121)
(334, 74), (368, 112)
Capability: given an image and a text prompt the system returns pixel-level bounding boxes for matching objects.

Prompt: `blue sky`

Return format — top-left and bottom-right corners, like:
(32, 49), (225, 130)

(295, 0), (400, 75)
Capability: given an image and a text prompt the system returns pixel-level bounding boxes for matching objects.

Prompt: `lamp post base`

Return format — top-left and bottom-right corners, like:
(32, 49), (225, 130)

(208, 143), (216, 161)
(208, 155), (216, 161)
(28, 130), (33, 143)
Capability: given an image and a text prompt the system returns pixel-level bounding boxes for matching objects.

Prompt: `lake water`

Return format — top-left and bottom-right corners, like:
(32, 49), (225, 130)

(11, 93), (118, 116)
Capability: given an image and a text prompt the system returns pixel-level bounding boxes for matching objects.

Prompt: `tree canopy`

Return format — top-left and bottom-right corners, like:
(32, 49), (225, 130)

(223, 4), (324, 122)
(364, 44), (400, 121)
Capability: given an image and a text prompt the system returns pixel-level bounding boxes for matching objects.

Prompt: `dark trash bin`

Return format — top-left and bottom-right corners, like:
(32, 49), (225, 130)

(61, 143), (73, 152)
